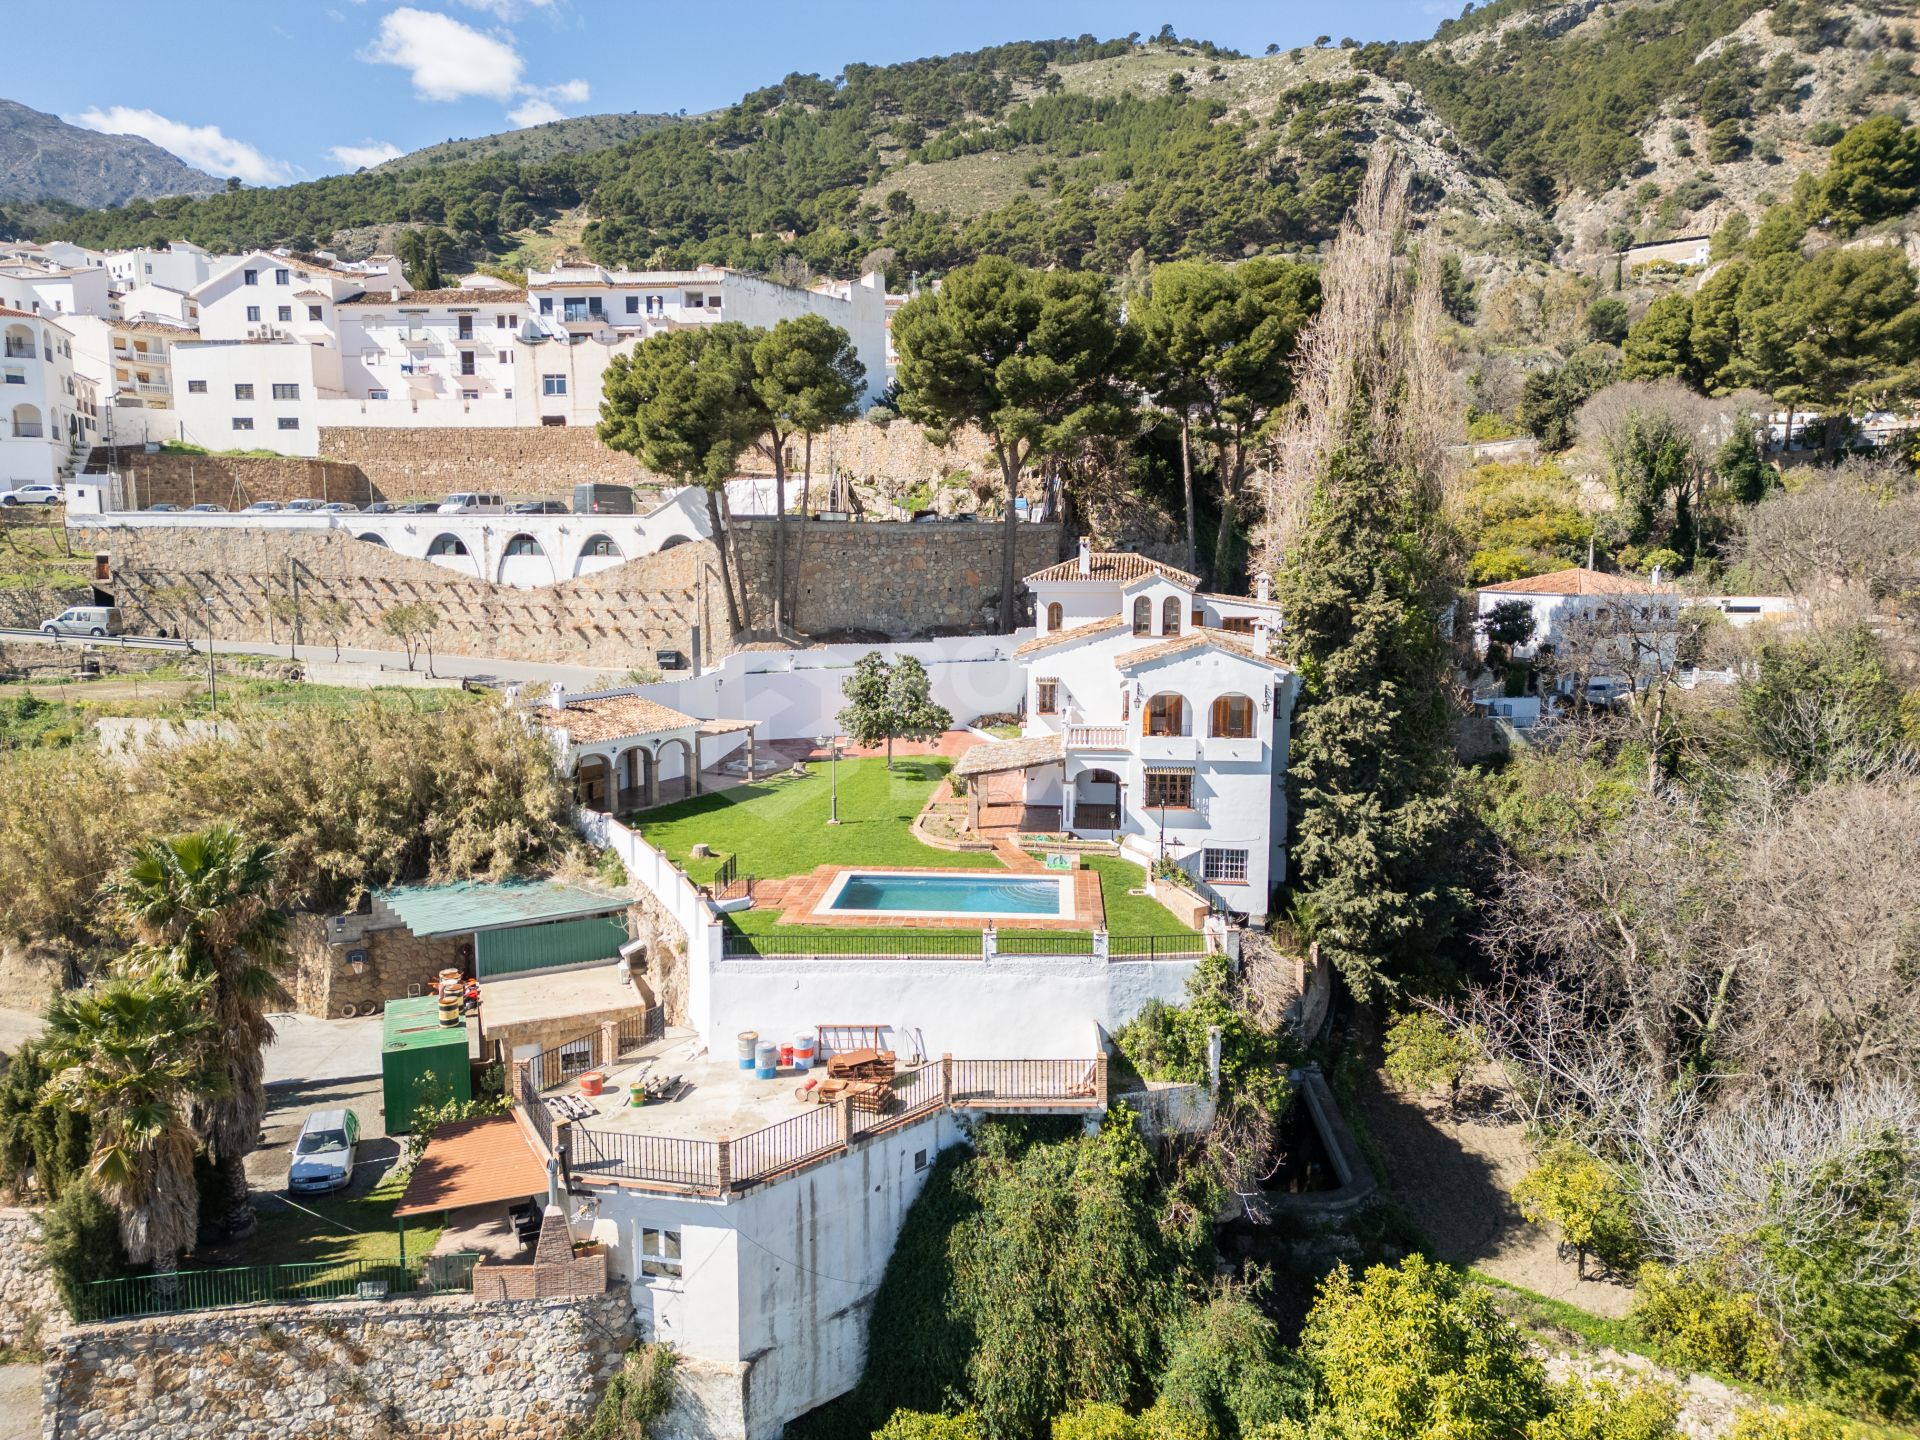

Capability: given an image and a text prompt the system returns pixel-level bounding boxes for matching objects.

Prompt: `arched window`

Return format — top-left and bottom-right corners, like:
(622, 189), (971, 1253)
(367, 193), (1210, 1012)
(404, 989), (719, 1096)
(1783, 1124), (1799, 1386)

(355, 532), (388, 547)
(1210, 693), (1255, 739)
(1161, 595), (1181, 635)
(1132, 596), (1152, 636)
(581, 533), (621, 559)
(1142, 692), (1187, 737)
(426, 533), (468, 557)
(503, 533), (544, 558)
(1046, 601), (1063, 632)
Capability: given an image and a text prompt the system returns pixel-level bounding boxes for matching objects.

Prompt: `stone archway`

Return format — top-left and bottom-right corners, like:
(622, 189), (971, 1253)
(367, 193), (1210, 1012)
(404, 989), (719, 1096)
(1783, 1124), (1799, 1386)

(614, 745), (655, 813)
(1073, 768), (1121, 832)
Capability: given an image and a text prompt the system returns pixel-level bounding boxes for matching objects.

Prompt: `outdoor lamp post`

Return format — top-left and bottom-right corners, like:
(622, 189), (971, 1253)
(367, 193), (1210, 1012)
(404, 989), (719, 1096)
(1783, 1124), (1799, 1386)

(819, 735), (842, 824)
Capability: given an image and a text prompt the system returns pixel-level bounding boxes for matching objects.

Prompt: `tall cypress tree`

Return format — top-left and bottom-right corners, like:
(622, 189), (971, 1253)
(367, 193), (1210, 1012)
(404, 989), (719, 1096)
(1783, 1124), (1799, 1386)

(1273, 155), (1466, 996)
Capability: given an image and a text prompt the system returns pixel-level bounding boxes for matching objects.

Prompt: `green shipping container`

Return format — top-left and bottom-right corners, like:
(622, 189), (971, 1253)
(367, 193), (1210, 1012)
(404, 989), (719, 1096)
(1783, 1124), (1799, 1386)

(382, 995), (472, 1133)
(475, 915), (629, 979)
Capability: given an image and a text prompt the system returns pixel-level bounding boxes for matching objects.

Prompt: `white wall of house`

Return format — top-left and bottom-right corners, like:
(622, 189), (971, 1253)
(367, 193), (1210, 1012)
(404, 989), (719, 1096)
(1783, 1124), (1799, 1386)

(593, 1109), (957, 1440)
(105, 244), (219, 294)
(0, 264), (114, 320)
(0, 312), (81, 487)
(167, 340), (340, 451)
(115, 282), (200, 327)
(701, 954), (1197, 1063)
(636, 634), (1031, 740)
(192, 251), (394, 344)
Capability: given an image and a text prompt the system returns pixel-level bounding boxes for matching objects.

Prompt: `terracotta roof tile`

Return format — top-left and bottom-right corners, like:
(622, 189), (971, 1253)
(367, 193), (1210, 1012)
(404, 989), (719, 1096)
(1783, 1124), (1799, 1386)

(1115, 626), (1288, 672)
(535, 693), (697, 744)
(1024, 552), (1199, 589)
(394, 1115), (546, 1216)
(953, 731), (1064, 777)
(1478, 567), (1661, 596)
(1012, 616), (1129, 657)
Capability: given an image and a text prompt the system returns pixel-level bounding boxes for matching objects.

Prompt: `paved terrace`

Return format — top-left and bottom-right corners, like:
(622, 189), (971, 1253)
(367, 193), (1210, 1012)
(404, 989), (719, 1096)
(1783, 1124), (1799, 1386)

(515, 1027), (1106, 1197)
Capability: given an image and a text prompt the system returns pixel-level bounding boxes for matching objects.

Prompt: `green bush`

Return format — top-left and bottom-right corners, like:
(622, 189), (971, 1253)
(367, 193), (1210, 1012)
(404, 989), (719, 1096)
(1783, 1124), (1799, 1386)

(1630, 1264), (1784, 1385)
(1112, 956), (1289, 1115)
(877, 1414), (982, 1440)
(1526, 1379), (1681, 1440)
(39, 1179), (127, 1318)
(577, 1342), (677, 1439)
(1513, 1140), (1642, 1276)
(1724, 1405), (1849, 1440)
(1381, 1012), (1478, 1115)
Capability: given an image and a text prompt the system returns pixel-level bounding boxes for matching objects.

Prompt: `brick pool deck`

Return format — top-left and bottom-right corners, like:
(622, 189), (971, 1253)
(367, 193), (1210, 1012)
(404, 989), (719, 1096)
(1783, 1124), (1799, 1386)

(764, 862), (1105, 930)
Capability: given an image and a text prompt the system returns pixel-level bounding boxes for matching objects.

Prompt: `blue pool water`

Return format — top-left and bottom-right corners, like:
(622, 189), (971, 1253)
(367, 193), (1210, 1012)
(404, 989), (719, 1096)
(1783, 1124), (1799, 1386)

(827, 872), (1066, 916)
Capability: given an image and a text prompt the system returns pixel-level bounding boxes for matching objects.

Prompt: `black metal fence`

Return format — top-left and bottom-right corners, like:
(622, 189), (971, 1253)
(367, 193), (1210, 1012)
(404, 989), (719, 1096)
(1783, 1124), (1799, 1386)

(571, 1127), (721, 1191)
(76, 1254), (481, 1324)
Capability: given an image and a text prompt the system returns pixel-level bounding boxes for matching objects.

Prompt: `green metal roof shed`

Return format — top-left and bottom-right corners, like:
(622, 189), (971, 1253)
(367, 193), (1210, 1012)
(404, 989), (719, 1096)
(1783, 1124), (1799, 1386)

(375, 880), (632, 980)
(382, 995), (472, 1132)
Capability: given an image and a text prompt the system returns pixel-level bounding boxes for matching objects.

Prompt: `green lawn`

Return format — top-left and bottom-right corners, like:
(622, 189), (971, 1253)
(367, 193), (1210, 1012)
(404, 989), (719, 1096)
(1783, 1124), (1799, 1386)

(195, 1166), (440, 1280)
(639, 756), (1002, 884)
(638, 757), (1198, 941)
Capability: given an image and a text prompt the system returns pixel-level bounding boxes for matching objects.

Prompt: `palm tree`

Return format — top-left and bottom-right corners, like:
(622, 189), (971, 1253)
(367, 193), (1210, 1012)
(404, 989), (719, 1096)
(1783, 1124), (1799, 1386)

(108, 825), (288, 1238)
(41, 967), (222, 1272)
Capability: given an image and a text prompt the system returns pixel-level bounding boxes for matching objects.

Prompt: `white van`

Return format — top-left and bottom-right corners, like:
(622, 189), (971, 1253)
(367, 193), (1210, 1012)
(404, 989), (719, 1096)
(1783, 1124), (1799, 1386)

(41, 605), (124, 638)
(436, 492), (505, 515)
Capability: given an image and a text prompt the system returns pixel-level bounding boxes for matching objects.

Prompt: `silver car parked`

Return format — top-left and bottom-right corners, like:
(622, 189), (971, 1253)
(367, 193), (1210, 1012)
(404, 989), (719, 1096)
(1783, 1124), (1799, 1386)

(288, 1108), (361, 1194)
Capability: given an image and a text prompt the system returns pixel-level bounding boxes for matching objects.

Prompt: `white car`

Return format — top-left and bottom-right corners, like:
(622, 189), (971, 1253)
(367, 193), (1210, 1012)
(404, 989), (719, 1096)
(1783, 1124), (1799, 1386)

(0, 484), (62, 506)
(288, 1108), (361, 1194)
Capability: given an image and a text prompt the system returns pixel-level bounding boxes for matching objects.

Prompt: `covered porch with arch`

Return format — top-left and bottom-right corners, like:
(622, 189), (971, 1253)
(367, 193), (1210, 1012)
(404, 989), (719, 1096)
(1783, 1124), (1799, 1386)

(535, 690), (763, 818)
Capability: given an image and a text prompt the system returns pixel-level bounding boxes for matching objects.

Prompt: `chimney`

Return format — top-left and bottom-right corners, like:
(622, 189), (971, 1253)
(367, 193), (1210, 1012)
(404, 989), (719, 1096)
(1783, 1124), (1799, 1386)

(1255, 573), (1271, 604)
(547, 680), (568, 710)
(1077, 536), (1091, 576)
(1254, 621), (1272, 658)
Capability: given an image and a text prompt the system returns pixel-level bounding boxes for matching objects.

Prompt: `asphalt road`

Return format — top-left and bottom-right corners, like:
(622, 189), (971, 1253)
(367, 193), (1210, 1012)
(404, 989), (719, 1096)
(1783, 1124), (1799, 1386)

(3, 627), (629, 689)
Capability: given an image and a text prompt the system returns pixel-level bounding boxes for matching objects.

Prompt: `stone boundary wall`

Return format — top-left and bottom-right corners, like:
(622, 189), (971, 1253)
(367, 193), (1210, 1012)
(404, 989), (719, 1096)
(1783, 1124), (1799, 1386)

(84, 446), (371, 510)
(45, 1290), (634, 1440)
(78, 524), (715, 668)
(319, 426), (669, 501)
(729, 517), (1064, 637)
(0, 587), (91, 630)
(0, 1208), (61, 1351)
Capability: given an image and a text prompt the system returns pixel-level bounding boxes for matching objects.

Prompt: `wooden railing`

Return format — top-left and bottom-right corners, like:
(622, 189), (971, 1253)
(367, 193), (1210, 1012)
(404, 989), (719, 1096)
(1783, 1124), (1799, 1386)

(551, 1055), (1105, 1195)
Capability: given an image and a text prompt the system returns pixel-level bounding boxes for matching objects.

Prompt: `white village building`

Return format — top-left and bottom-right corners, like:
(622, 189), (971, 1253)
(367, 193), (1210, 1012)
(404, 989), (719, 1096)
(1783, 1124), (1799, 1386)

(0, 308), (86, 487)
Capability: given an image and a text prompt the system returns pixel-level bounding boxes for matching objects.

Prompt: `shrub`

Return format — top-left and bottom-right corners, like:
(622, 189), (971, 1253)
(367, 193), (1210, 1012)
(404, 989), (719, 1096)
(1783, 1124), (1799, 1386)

(39, 1179), (127, 1318)
(878, 1414), (982, 1440)
(1113, 956), (1288, 1115)
(1526, 1379), (1681, 1440)
(1513, 1140), (1642, 1276)
(1381, 1011), (1478, 1116)
(1630, 1263), (1784, 1385)
(577, 1342), (677, 1440)
(1725, 1405), (1849, 1440)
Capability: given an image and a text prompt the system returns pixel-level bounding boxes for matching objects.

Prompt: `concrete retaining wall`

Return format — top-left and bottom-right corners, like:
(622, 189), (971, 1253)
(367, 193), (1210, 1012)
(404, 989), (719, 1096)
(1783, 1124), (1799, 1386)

(44, 1290), (633, 1440)
(79, 523), (711, 668)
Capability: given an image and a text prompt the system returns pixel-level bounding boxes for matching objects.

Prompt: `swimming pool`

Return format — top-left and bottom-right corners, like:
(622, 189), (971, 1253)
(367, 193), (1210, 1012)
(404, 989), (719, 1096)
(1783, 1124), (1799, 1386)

(815, 869), (1073, 920)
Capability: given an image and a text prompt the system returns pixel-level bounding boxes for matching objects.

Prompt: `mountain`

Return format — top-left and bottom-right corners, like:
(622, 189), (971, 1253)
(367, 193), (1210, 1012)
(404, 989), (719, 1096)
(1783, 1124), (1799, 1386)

(376, 112), (693, 172)
(26, 9), (1920, 274)
(0, 98), (226, 209)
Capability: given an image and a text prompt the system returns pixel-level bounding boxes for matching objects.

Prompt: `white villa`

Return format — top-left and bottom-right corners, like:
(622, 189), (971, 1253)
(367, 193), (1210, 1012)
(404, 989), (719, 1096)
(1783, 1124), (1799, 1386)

(965, 542), (1296, 919)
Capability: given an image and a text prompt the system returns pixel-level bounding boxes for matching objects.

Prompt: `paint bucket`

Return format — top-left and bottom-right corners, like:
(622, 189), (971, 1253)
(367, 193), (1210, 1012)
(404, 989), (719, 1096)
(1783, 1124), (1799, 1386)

(629, 1081), (647, 1107)
(580, 1072), (606, 1097)
(754, 1040), (778, 1080)
(436, 985), (462, 1027)
(793, 1033), (816, 1072)
(736, 1030), (758, 1070)
(779, 1044), (795, 1067)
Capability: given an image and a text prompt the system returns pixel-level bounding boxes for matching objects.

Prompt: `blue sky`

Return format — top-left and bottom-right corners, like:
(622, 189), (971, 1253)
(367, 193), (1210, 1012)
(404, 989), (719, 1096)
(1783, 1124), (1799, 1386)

(12, 2), (1452, 188)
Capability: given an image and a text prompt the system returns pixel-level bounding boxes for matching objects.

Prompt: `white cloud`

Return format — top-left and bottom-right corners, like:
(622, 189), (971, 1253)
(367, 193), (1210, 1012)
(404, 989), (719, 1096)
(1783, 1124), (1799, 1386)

(361, 7), (524, 102)
(542, 78), (590, 105)
(67, 106), (290, 185)
(328, 139), (404, 169)
(507, 98), (567, 128)
(455, 0), (559, 16)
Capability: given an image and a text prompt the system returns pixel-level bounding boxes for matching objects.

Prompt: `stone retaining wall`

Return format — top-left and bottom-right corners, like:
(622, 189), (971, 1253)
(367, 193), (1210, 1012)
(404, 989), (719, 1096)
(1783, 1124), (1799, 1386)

(0, 1208), (61, 1351)
(85, 447), (371, 510)
(0, 588), (92, 630)
(319, 426), (668, 501)
(79, 524), (714, 668)
(44, 1290), (633, 1440)
(730, 517), (1064, 637)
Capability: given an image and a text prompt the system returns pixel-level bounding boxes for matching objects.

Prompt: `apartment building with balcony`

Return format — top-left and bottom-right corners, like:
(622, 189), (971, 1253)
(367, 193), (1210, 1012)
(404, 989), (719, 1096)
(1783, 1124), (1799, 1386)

(993, 541), (1297, 919)
(0, 308), (85, 487)
(525, 262), (892, 398)
(65, 314), (195, 441)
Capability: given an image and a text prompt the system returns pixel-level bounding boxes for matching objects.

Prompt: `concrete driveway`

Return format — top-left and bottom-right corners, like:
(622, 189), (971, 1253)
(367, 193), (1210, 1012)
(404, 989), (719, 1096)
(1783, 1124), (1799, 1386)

(264, 1011), (381, 1087)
